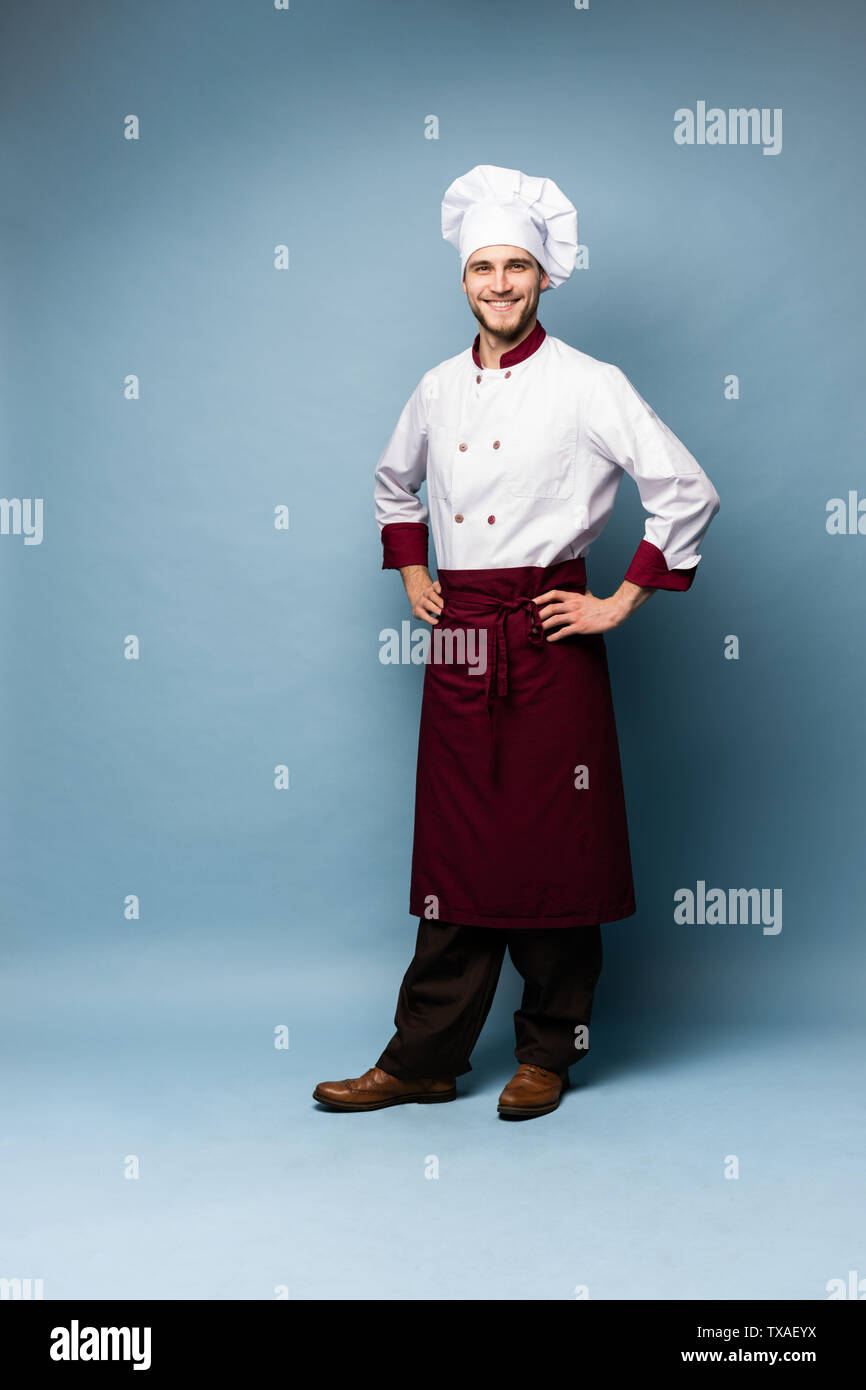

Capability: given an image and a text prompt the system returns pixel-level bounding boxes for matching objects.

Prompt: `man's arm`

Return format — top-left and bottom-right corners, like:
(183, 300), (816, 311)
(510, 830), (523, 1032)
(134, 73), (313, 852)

(588, 360), (721, 591)
(538, 362), (720, 637)
(373, 375), (432, 571)
(611, 578), (656, 620)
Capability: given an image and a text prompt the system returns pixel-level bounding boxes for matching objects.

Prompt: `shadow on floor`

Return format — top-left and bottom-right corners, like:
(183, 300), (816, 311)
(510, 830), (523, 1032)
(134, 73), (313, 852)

(458, 1005), (744, 1095)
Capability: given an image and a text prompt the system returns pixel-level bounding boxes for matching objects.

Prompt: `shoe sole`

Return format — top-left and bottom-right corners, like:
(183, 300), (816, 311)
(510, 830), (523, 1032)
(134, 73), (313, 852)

(497, 1099), (561, 1119)
(312, 1087), (457, 1112)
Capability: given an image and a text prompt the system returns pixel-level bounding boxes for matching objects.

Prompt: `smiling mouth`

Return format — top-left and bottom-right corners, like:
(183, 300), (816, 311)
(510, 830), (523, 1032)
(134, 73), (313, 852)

(484, 299), (520, 313)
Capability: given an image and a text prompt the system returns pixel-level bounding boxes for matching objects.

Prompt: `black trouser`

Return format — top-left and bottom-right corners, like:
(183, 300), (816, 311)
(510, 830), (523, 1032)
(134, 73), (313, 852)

(376, 918), (603, 1080)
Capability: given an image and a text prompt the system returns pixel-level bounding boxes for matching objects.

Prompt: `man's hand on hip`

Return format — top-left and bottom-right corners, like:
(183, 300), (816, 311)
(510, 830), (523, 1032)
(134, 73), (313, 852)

(536, 581), (654, 638)
(400, 565), (445, 626)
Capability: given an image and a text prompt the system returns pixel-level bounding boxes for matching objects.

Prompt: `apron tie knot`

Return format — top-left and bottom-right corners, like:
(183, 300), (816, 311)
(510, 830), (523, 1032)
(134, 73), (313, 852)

(489, 594), (545, 705)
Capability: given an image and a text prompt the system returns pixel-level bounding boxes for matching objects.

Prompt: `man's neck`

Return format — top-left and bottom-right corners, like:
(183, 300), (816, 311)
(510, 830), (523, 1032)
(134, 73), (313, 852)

(471, 317), (546, 371)
(476, 316), (538, 369)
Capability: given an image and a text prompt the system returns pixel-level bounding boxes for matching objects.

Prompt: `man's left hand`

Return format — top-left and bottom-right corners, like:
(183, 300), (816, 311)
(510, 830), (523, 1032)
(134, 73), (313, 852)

(535, 581), (653, 638)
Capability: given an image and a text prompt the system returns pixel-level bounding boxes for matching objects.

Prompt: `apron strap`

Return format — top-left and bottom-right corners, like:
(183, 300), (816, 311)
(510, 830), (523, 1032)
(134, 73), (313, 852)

(487, 596), (545, 708)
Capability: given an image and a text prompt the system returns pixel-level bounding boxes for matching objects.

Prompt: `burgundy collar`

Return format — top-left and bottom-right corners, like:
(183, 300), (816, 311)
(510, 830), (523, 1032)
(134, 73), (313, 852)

(471, 318), (546, 370)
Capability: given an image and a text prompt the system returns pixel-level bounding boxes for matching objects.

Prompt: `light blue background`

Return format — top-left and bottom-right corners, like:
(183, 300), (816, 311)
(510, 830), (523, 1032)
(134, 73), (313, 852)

(1, 0), (863, 1300)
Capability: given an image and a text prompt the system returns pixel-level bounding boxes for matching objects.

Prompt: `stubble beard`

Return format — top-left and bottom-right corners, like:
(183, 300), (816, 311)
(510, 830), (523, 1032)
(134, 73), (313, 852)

(470, 280), (541, 345)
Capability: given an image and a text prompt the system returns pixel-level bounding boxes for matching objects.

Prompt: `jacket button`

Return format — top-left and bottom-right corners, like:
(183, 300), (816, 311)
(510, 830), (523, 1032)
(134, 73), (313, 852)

(493, 440), (500, 449)
(459, 442), (468, 451)
(475, 375), (481, 383)
(504, 370), (511, 378)
(455, 513), (464, 523)
(487, 515), (496, 525)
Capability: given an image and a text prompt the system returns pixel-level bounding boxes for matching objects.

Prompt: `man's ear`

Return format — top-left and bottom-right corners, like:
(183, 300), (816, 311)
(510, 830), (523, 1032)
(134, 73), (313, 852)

(532, 254), (549, 293)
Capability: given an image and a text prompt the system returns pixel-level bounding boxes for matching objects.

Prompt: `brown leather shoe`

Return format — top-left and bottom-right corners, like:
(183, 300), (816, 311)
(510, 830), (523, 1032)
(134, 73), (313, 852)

(497, 1063), (568, 1119)
(313, 1066), (457, 1112)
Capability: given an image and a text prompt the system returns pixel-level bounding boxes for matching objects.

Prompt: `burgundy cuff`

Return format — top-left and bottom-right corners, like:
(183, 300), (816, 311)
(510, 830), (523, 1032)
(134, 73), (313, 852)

(381, 522), (429, 570)
(624, 539), (697, 592)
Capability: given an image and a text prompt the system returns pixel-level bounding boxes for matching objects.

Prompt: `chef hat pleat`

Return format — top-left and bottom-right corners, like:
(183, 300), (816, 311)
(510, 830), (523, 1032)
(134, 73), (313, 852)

(441, 164), (578, 291)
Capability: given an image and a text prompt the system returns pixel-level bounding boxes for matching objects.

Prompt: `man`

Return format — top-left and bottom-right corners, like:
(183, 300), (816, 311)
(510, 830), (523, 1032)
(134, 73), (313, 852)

(314, 164), (720, 1119)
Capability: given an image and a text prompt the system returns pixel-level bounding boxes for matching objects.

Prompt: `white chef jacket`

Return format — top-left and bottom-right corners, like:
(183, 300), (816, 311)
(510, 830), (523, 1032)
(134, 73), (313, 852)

(373, 321), (720, 589)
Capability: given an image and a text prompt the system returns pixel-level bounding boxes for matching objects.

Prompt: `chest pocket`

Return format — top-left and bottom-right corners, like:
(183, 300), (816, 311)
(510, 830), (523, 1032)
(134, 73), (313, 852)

(502, 426), (577, 500)
(426, 425), (458, 499)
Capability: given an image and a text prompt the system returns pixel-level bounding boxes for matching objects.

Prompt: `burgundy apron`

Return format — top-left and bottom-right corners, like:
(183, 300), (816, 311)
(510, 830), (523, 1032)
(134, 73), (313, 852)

(409, 558), (636, 929)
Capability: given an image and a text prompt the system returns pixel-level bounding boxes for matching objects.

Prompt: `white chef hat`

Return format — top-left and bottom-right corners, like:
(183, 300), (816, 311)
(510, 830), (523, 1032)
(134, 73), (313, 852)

(441, 163), (578, 291)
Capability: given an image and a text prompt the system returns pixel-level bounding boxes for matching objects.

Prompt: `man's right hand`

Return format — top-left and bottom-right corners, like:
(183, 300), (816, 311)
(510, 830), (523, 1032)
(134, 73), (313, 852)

(399, 565), (444, 626)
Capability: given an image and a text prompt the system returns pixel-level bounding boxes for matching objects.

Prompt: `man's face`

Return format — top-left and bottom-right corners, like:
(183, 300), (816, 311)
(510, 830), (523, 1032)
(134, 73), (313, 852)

(462, 245), (550, 340)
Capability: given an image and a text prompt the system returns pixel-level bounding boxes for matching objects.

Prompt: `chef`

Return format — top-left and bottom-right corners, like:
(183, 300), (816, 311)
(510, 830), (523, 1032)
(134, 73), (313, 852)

(314, 164), (720, 1119)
